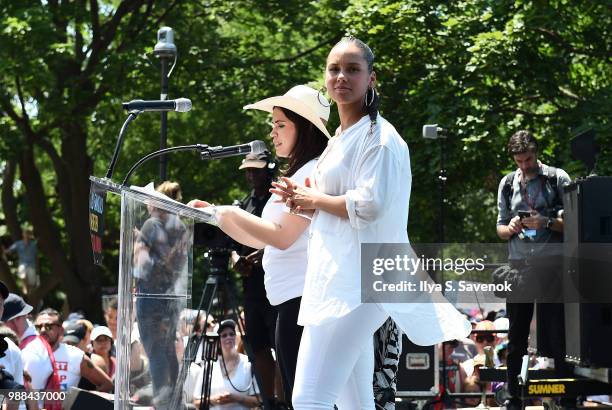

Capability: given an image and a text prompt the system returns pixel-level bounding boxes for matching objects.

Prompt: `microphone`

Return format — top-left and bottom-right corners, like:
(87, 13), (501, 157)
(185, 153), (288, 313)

(201, 140), (267, 160)
(422, 124), (448, 139)
(122, 98), (192, 112)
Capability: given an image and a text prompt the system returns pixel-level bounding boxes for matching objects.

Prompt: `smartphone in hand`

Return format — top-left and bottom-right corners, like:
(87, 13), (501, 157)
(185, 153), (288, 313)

(518, 210), (531, 219)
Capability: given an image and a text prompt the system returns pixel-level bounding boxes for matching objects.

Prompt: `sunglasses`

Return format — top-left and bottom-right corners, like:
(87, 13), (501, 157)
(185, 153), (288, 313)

(476, 334), (495, 343)
(35, 323), (60, 331)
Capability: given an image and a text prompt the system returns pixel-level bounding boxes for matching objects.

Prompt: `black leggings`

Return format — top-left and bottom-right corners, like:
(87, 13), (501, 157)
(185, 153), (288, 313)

(275, 297), (303, 403)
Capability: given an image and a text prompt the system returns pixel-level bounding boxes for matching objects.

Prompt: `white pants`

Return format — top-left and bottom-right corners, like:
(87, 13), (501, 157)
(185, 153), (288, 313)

(292, 303), (389, 410)
(18, 264), (39, 287)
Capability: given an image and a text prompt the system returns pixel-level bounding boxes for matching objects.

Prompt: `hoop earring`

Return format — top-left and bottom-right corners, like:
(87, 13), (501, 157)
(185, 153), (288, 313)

(364, 87), (376, 107)
(317, 87), (331, 107)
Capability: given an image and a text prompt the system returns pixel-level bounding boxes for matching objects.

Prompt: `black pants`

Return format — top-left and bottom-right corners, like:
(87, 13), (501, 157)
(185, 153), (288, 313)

(275, 297), (303, 403)
(244, 296), (277, 352)
(506, 258), (569, 399)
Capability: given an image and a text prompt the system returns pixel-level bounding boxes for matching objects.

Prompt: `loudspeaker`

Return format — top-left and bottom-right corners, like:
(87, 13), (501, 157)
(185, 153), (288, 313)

(396, 334), (439, 397)
(565, 303), (612, 367)
(564, 176), (612, 244)
(563, 176), (612, 367)
(63, 387), (114, 410)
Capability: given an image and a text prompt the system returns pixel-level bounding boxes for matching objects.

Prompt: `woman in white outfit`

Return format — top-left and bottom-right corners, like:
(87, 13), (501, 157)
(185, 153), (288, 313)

(189, 85), (331, 405)
(193, 319), (259, 409)
(271, 36), (471, 409)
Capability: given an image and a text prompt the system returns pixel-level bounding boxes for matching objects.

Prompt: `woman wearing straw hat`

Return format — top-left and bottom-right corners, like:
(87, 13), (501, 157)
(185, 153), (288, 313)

(189, 84), (330, 404)
(270, 36), (471, 409)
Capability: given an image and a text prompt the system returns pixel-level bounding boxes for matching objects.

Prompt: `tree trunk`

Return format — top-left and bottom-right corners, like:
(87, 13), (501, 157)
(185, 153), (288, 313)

(0, 160), (21, 293)
(2, 160), (21, 242)
(59, 120), (103, 320)
(18, 146), (70, 307)
(0, 256), (19, 295)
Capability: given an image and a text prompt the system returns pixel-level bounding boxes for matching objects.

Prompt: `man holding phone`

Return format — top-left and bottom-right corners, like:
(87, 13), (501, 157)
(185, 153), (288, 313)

(496, 130), (572, 410)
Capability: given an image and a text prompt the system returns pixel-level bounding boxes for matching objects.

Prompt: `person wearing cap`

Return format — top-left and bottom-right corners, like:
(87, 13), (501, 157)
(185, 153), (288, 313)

(0, 283), (25, 389)
(189, 84), (330, 405)
(21, 308), (113, 394)
(91, 326), (116, 378)
(62, 321), (88, 349)
(193, 319), (259, 409)
(2, 293), (37, 349)
(460, 321), (499, 406)
(268, 37), (470, 408)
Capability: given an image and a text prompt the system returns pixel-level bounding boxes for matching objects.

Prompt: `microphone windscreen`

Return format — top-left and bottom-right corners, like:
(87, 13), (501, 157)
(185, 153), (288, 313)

(250, 140), (267, 155)
(175, 98), (192, 112)
(422, 124), (439, 139)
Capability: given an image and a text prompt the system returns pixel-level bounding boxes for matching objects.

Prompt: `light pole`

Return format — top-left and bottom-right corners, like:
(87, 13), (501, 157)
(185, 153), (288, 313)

(153, 27), (177, 181)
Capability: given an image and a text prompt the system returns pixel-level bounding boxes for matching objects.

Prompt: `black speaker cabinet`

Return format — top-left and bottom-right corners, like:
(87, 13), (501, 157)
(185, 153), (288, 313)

(563, 176), (612, 367)
(396, 334), (439, 397)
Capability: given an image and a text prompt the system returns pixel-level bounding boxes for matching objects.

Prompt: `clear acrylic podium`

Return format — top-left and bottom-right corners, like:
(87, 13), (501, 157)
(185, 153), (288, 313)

(107, 183), (216, 410)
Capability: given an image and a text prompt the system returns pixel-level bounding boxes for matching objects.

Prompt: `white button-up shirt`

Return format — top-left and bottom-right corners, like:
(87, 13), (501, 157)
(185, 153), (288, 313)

(299, 114), (470, 345)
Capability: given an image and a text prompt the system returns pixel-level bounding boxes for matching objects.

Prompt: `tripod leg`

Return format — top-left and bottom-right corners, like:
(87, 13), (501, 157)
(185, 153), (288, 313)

(203, 276), (221, 323)
(182, 277), (220, 410)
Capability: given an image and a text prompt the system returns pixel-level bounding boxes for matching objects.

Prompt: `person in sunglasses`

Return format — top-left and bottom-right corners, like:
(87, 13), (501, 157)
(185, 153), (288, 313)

(458, 321), (499, 407)
(22, 308), (113, 398)
(461, 320), (499, 380)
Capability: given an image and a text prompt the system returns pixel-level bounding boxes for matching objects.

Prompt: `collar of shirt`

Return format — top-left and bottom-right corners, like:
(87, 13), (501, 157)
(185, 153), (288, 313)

(333, 114), (370, 138)
(516, 160), (545, 183)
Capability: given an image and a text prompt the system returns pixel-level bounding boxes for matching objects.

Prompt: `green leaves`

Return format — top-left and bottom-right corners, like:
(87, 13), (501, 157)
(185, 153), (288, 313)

(339, 0), (611, 242)
(0, 0), (610, 309)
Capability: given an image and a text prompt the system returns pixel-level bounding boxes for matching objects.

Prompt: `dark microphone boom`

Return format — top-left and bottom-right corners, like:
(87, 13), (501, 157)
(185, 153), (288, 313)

(201, 140), (267, 160)
(121, 141), (268, 186)
(122, 98), (192, 112)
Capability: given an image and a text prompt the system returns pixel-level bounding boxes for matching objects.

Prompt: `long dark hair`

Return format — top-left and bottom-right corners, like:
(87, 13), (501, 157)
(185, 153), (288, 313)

(275, 106), (328, 177)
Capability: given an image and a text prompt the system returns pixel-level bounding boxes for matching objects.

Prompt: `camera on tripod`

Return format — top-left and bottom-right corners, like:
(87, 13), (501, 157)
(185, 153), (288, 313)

(193, 223), (238, 276)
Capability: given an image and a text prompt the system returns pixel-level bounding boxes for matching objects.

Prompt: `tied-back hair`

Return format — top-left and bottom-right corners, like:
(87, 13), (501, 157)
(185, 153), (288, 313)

(334, 36), (380, 124)
(275, 107), (328, 178)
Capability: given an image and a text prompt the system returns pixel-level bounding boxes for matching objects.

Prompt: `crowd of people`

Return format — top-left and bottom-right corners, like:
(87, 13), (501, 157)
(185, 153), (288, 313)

(0, 284), (116, 409)
(434, 308), (509, 409)
(0, 276), (258, 409)
(0, 286), (603, 410)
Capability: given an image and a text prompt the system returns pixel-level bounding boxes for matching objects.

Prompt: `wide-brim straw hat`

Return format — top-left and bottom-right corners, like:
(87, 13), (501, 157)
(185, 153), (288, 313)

(244, 85), (331, 139)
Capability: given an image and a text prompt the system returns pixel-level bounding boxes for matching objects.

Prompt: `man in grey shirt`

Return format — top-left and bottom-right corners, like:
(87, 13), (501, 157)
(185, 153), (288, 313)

(496, 130), (573, 410)
(6, 228), (39, 292)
